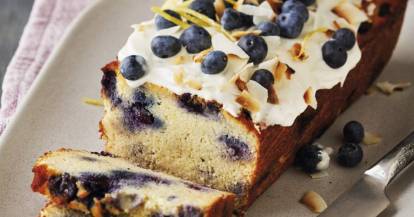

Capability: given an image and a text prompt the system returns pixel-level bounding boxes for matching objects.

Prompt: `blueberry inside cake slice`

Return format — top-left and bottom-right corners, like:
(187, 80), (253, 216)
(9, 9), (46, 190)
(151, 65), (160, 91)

(99, 0), (407, 211)
(31, 149), (235, 217)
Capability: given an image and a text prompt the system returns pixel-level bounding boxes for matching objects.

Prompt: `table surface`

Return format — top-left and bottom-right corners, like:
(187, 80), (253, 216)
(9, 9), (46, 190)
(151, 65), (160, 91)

(0, 0), (34, 101)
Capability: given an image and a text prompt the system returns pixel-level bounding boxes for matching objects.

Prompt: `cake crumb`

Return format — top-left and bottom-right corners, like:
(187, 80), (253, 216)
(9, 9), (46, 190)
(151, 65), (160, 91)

(376, 81), (411, 95)
(363, 131), (382, 145)
(310, 171), (329, 179)
(300, 191), (328, 213)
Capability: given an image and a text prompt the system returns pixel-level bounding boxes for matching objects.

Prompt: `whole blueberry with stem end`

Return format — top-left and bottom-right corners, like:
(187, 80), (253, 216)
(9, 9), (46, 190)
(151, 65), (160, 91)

(257, 21), (280, 36)
(190, 0), (217, 20)
(151, 35), (182, 58)
(237, 34), (268, 65)
(251, 69), (275, 88)
(180, 25), (212, 54)
(333, 28), (356, 50)
(120, 55), (148, 80)
(201, 51), (228, 74)
(277, 12), (305, 38)
(343, 120), (365, 143)
(322, 40), (348, 68)
(221, 8), (253, 31)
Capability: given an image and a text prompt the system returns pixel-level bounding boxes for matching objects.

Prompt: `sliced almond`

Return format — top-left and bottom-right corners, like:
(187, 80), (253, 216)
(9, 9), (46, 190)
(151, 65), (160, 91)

(333, 2), (368, 25)
(236, 90), (260, 112)
(274, 62), (288, 81)
(376, 81), (412, 95)
(193, 48), (212, 63)
(235, 77), (248, 91)
(185, 79), (203, 90)
(231, 30), (262, 40)
(214, 0), (226, 17)
(363, 131), (382, 145)
(173, 67), (185, 85)
(301, 191), (328, 214)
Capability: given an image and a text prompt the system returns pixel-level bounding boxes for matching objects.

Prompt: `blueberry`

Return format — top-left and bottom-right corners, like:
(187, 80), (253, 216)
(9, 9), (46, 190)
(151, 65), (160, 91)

(281, 0), (309, 22)
(337, 143), (363, 167)
(151, 35), (182, 58)
(190, 0), (217, 20)
(180, 25), (212, 54)
(257, 21), (280, 36)
(237, 34), (268, 64)
(120, 55), (147, 80)
(343, 121), (365, 143)
(322, 40), (347, 68)
(221, 8), (253, 31)
(277, 12), (305, 38)
(219, 135), (251, 161)
(201, 51), (228, 74)
(298, 0), (316, 6)
(333, 28), (356, 50)
(251, 69), (274, 88)
(48, 173), (78, 202)
(155, 9), (181, 30)
(295, 144), (322, 173)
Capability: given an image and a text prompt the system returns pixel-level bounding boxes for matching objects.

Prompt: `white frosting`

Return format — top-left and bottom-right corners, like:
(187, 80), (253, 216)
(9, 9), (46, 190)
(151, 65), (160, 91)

(316, 149), (330, 171)
(117, 0), (368, 128)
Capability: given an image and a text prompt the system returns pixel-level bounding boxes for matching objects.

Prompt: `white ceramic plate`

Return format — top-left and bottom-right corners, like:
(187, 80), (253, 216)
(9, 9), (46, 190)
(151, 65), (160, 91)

(0, 1), (413, 216)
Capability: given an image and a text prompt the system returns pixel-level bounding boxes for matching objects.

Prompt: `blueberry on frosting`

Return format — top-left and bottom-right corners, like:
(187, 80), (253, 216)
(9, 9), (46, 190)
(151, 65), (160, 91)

(180, 25), (212, 54)
(151, 35), (182, 58)
(257, 21), (280, 36)
(281, 0), (309, 22)
(201, 51), (228, 74)
(221, 8), (253, 31)
(237, 34), (268, 65)
(322, 40), (347, 68)
(155, 9), (181, 30)
(120, 55), (147, 80)
(190, 0), (216, 20)
(277, 12), (305, 39)
(251, 69), (274, 88)
(333, 28), (356, 50)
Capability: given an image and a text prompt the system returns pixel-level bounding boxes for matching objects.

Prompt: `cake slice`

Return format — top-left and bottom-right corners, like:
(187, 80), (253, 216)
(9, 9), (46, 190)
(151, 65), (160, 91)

(99, 0), (407, 211)
(32, 149), (235, 217)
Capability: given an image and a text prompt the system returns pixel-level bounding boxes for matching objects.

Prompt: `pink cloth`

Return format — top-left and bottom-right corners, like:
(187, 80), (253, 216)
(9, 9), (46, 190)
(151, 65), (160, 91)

(0, 0), (91, 134)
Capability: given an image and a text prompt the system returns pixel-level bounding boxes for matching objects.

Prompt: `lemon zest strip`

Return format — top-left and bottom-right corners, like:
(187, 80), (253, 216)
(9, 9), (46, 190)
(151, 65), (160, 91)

(151, 7), (190, 29)
(83, 98), (104, 107)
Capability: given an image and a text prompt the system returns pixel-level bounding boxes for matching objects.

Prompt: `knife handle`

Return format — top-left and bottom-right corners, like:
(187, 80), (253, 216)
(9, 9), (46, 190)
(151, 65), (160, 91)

(365, 132), (414, 187)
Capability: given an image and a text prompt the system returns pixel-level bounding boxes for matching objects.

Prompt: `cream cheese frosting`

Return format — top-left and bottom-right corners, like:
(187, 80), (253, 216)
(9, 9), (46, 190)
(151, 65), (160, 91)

(117, 0), (368, 129)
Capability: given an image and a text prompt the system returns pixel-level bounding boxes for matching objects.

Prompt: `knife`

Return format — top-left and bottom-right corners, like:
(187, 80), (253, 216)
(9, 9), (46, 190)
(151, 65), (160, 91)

(319, 132), (414, 217)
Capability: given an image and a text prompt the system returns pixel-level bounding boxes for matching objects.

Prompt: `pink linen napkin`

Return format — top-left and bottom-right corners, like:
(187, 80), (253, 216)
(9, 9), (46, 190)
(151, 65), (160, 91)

(0, 0), (91, 134)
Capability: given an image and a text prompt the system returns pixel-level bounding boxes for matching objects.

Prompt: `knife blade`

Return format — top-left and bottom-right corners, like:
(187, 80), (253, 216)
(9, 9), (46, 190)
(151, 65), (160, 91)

(319, 132), (414, 217)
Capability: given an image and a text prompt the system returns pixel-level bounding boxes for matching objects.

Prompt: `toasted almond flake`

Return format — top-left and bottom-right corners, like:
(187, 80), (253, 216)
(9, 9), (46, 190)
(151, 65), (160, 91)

(293, 28), (328, 61)
(303, 87), (314, 106)
(274, 62), (288, 81)
(363, 132), (382, 145)
(333, 2), (368, 25)
(310, 171), (329, 179)
(285, 66), (295, 80)
(76, 181), (90, 198)
(193, 48), (213, 63)
(236, 90), (260, 112)
(185, 79), (203, 90)
(83, 98), (104, 107)
(376, 81), (412, 95)
(301, 191), (328, 214)
(214, 0), (226, 17)
(235, 77), (248, 91)
(231, 30), (262, 40)
(174, 67), (185, 85)
(268, 87), (279, 104)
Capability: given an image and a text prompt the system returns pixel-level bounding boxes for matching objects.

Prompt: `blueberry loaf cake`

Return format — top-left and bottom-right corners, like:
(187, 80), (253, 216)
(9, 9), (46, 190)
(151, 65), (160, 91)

(31, 149), (235, 217)
(99, 0), (407, 210)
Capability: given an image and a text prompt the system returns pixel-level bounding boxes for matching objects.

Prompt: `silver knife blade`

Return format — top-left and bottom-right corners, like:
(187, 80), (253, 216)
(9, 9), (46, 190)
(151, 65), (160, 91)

(320, 132), (414, 217)
(319, 175), (390, 217)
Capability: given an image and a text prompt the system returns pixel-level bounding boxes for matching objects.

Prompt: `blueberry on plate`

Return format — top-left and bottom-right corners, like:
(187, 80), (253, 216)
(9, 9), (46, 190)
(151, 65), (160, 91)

(155, 9), (181, 30)
(257, 21), (280, 36)
(120, 55), (148, 80)
(322, 40), (347, 68)
(333, 28), (356, 50)
(281, 0), (309, 22)
(190, 0), (217, 20)
(251, 69), (274, 88)
(337, 143), (363, 167)
(151, 35), (182, 58)
(180, 25), (212, 54)
(343, 120), (365, 143)
(237, 34), (268, 65)
(201, 51), (228, 74)
(277, 12), (305, 39)
(221, 8), (253, 31)
(295, 144), (323, 173)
